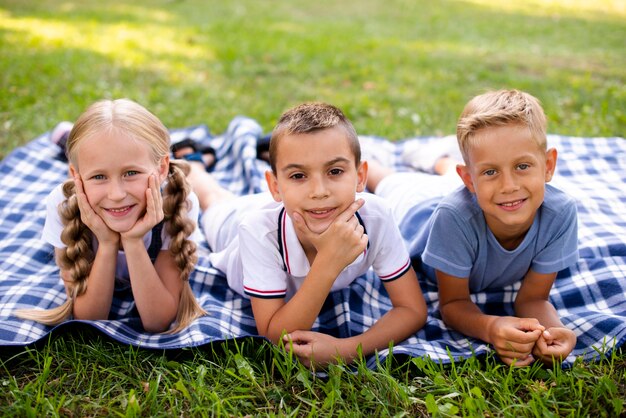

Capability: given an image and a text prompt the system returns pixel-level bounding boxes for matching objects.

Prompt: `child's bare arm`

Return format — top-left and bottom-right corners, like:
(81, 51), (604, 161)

(64, 174), (120, 320)
(437, 269), (543, 366)
(250, 257), (346, 342)
(284, 267), (427, 366)
(58, 245), (118, 321)
(251, 200), (368, 342)
(123, 175), (182, 332)
(515, 270), (577, 364)
(514, 271), (562, 328)
(125, 245), (182, 332)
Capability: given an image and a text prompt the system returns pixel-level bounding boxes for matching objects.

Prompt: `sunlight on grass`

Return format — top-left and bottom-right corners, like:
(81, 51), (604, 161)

(0, 8), (215, 76)
(270, 22), (307, 34)
(56, 2), (173, 23)
(402, 39), (484, 55)
(463, 0), (626, 18)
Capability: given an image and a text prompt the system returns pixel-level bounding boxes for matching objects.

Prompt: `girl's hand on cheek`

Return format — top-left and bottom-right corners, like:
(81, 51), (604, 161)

(122, 174), (164, 241)
(73, 174), (119, 245)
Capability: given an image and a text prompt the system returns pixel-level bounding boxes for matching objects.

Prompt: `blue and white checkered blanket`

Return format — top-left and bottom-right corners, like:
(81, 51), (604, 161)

(1, 116), (625, 367)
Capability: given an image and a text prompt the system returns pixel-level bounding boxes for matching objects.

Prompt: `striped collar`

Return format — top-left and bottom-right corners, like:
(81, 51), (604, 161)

(277, 207), (369, 276)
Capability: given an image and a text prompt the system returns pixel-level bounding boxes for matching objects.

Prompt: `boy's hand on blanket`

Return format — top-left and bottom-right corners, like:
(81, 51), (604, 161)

(292, 199), (368, 274)
(532, 327), (577, 366)
(73, 174), (119, 245)
(121, 174), (165, 241)
(488, 316), (545, 367)
(283, 331), (347, 368)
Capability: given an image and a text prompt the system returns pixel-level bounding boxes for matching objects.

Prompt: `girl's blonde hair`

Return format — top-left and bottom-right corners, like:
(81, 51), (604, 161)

(16, 99), (205, 333)
(456, 89), (547, 163)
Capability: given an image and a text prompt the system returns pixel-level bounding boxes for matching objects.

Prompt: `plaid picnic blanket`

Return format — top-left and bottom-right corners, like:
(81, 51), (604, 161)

(1, 116), (625, 367)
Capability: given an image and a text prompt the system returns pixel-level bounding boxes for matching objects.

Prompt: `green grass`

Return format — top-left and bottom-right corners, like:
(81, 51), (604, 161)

(1, 336), (625, 416)
(1, 0), (625, 415)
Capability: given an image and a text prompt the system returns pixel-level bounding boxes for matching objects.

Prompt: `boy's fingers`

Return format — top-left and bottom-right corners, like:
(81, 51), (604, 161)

(505, 327), (542, 344)
(511, 355), (535, 367)
(499, 340), (536, 356)
(285, 330), (312, 343)
(499, 352), (534, 367)
(542, 329), (554, 344)
(360, 233), (369, 247)
(284, 331), (298, 342)
(291, 211), (311, 235)
(337, 199), (364, 223)
(516, 317), (545, 332)
(534, 335), (549, 352)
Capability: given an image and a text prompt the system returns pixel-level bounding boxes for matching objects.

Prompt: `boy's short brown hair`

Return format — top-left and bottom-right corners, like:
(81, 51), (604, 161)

(269, 102), (360, 172)
(456, 89), (547, 163)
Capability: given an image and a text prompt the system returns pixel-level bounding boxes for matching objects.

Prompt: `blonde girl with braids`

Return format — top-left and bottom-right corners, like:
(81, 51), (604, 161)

(16, 99), (206, 333)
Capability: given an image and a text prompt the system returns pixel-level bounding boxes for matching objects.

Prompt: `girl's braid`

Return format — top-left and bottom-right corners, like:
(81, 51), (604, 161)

(163, 160), (197, 279)
(14, 179), (93, 324)
(162, 160), (206, 333)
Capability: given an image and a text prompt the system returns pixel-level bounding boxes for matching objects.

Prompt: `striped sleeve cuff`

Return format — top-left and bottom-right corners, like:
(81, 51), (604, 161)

(378, 258), (412, 282)
(243, 286), (287, 299)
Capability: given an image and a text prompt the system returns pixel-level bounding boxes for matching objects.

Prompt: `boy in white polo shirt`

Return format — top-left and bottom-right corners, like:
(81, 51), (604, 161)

(185, 102), (427, 367)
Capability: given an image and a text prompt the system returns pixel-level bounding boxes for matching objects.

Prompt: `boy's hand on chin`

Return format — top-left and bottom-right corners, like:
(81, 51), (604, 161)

(292, 199), (368, 271)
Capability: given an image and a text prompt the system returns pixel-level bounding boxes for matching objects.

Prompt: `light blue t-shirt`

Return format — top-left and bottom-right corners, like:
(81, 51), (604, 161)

(400, 184), (579, 292)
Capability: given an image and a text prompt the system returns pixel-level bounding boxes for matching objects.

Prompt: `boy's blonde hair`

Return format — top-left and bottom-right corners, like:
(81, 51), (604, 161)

(456, 89), (547, 163)
(17, 99), (205, 333)
(268, 102), (360, 173)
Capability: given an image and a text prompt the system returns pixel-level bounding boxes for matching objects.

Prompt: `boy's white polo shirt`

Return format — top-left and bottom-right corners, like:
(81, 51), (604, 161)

(204, 192), (412, 300)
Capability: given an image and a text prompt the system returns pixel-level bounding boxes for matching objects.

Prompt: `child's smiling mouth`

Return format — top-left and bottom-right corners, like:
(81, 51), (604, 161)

(306, 207), (336, 219)
(497, 199), (526, 211)
(105, 205), (135, 216)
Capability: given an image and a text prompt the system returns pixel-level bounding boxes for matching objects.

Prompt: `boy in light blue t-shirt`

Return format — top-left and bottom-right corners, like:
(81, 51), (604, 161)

(368, 90), (579, 366)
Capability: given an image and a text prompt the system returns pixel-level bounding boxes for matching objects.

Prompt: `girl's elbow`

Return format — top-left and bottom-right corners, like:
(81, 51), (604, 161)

(72, 306), (108, 321)
(141, 312), (176, 333)
(142, 319), (173, 333)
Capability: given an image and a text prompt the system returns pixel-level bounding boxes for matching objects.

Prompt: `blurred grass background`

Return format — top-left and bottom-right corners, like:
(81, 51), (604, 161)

(1, 0), (624, 160)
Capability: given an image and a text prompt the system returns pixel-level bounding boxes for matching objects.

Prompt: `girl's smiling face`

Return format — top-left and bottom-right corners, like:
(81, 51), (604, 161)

(70, 131), (168, 233)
